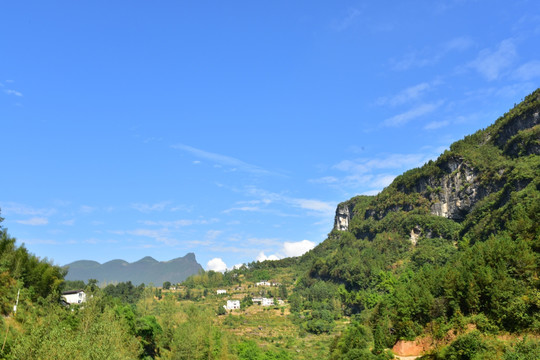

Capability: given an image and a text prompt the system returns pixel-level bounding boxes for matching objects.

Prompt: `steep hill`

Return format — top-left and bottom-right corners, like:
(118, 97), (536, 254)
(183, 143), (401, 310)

(65, 253), (203, 285)
(282, 89), (540, 359)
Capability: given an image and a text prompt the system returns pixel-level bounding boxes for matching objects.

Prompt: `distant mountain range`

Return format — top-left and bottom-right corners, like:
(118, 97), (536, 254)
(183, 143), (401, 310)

(64, 253), (203, 285)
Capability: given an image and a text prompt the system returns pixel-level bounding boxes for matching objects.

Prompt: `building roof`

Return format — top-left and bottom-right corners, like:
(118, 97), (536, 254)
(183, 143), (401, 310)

(61, 289), (85, 295)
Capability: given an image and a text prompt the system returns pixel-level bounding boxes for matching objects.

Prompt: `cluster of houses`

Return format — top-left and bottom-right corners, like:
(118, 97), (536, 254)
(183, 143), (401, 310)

(255, 280), (281, 287)
(223, 297), (285, 310)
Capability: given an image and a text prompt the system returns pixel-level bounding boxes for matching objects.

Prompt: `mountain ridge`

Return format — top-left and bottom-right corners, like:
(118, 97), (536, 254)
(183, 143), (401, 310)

(65, 252), (203, 285)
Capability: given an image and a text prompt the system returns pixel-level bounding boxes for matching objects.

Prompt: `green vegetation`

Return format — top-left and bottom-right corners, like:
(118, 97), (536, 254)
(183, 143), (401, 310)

(288, 88), (540, 358)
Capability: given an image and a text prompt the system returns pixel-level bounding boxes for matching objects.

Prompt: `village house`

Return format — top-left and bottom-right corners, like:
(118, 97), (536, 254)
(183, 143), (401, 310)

(262, 298), (274, 306)
(251, 297), (274, 306)
(217, 289), (227, 295)
(61, 290), (87, 305)
(224, 300), (240, 310)
(256, 281), (271, 286)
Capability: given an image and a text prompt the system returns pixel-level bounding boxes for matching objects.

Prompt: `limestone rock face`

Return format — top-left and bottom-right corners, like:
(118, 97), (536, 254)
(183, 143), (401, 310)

(426, 161), (482, 221)
(334, 203), (352, 231)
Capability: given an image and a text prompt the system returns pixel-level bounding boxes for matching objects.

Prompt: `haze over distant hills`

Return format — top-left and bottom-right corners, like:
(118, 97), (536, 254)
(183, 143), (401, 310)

(64, 253), (203, 285)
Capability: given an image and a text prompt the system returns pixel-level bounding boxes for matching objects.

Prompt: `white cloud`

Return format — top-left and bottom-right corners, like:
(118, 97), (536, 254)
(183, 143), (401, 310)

(223, 206), (261, 214)
(256, 252), (280, 262)
(312, 150), (440, 193)
(80, 205), (96, 213)
(111, 227), (178, 246)
(309, 176), (339, 184)
(289, 198), (335, 217)
(383, 101), (443, 127)
(282, 240), (315, 257)
(132, 201), (170, 213)
(334, 153), (427, 174)
(230, 186), (336, 218)
(376, 82), (432, 107)
(2, 202), (55, 216)
(424, 120), (451, 130)
(16, 217), (48, 226)
(207, 258), (227, 272)
(391, 37), (474, 71)
(469, 39), (517, 81)
(60, 219), (75, 226)
(138, 219), (216, 227)
(4, 89), (23, 97)
(206, 230), (222, 240)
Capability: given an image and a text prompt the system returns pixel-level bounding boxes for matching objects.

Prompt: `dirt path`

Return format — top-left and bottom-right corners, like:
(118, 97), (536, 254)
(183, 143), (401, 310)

(394, 356), (420, 360)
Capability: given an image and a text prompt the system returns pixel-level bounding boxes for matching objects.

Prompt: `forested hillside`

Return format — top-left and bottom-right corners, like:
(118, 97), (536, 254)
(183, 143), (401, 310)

(285, 88), (540, 359)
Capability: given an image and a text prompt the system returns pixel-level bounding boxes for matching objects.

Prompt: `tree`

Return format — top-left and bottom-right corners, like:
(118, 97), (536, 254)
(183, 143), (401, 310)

(163, 281), (171, 290)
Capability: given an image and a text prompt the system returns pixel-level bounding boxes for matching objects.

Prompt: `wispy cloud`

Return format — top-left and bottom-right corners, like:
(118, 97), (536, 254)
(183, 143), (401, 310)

(16, 217), (49, 226)
(223, 206), (261, 214)
(383, 101), (443, 127)
(79, 205), (96, 213)
(334, 8), (362, 31)
(172, 144), (274, 176)
(1, 202), (56, 216)
(424, 120), (451, 130)
(139, 218), (217, 227)
(468, 39), (517, 81)
(111, 228), (178, 246)
(240, 187), (336, 218)
(391, 36), (474, 71)
(376, 82), (434, 107)
(4, 89), (23, 97)
(205, 230), (222, 240)
(288, 198), (335, 215)
(312, 150), (442, 194)
(309, 176), (339, 185)
(132, 201), (171, 213)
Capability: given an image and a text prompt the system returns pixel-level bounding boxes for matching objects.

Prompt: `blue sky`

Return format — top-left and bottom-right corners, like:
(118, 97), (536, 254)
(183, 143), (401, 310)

(1, 1), (539, 272)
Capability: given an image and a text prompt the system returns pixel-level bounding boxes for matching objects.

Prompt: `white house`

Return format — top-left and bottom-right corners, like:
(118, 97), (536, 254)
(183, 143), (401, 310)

(217, 289), (227, 295)
(252, 297), (274, 306)
(224, 300), (240, 310)
(256, 281), (271, 286)
(261, 297), (274, 306)
(61, 290), (87, 305)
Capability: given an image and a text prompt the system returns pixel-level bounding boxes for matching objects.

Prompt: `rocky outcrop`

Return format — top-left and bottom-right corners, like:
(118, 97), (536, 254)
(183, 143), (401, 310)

(334, 203), (353, 231)
(494, 108), (540, 148)
(426, 162), (482, 221)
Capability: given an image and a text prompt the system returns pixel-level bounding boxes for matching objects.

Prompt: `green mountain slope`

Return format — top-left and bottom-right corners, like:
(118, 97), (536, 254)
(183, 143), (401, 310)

(288, 89), (540, 359)
(65, 253), (203, 285)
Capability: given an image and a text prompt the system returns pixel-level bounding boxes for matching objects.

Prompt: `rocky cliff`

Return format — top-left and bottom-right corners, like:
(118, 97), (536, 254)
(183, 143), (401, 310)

(333, 89), (540, 233)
